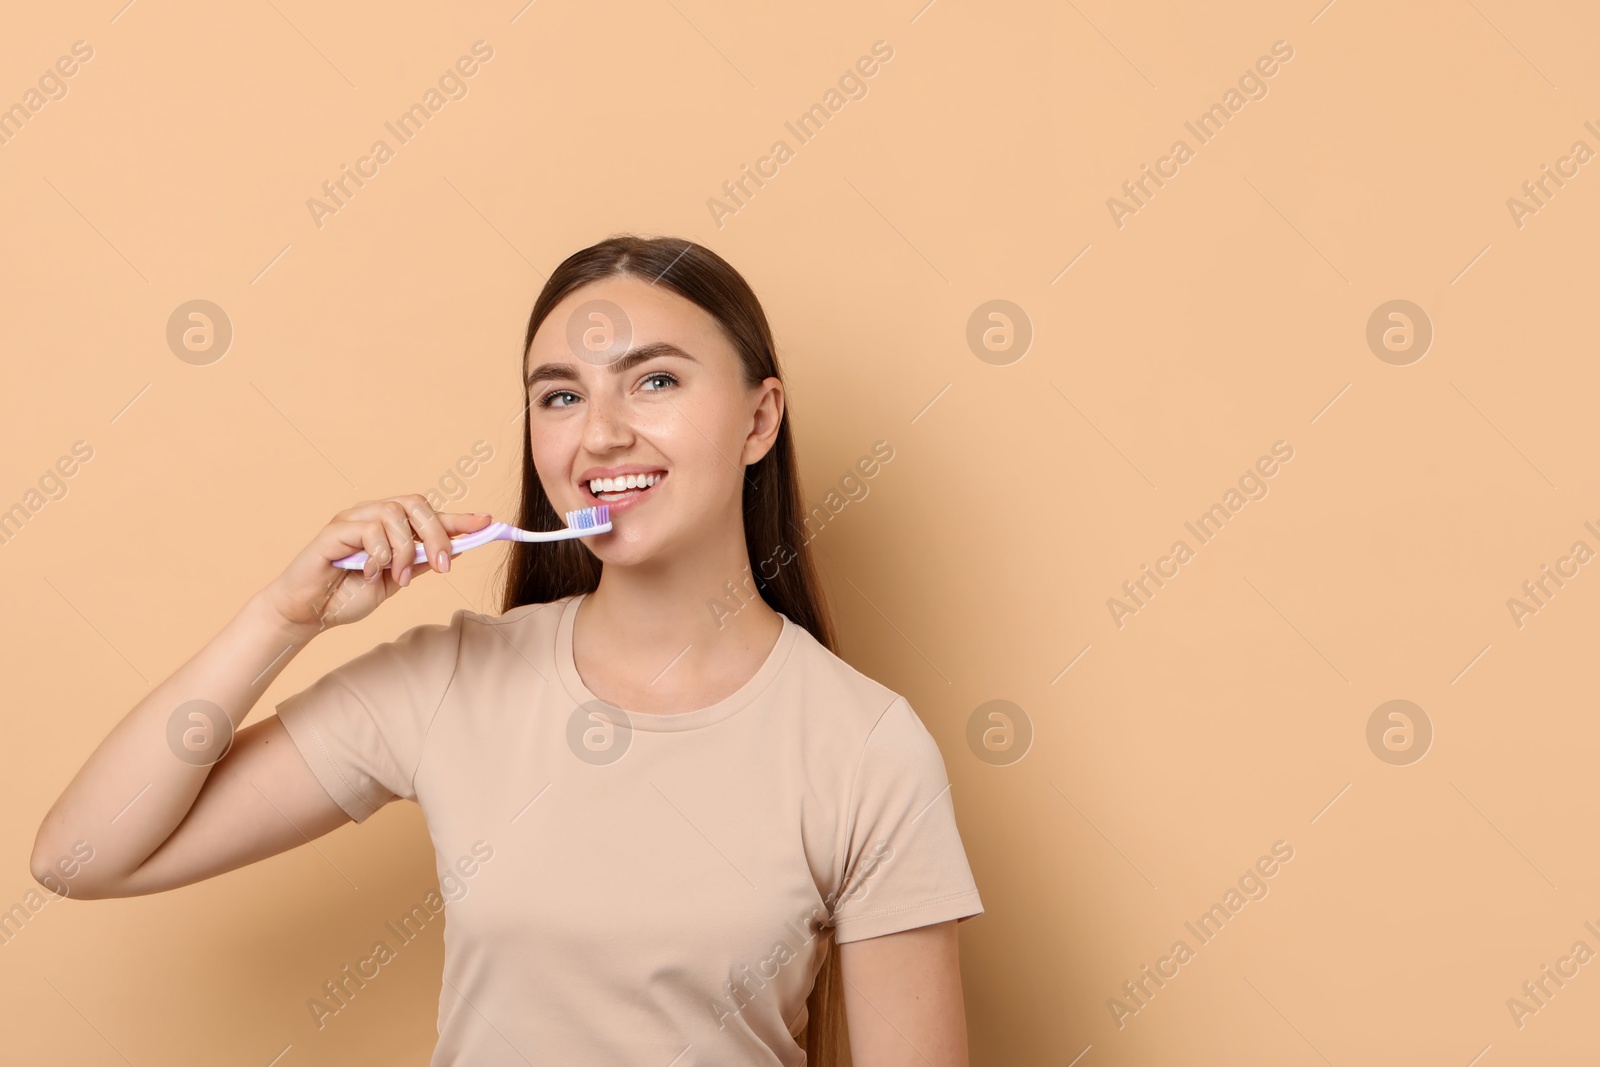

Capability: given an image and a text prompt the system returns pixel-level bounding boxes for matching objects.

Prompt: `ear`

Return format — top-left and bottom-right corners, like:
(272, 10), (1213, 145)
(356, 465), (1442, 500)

(742, 377), (785, 464)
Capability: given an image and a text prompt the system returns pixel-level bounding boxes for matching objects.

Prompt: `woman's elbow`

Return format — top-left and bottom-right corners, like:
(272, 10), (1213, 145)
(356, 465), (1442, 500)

(29, 833), (115, 900)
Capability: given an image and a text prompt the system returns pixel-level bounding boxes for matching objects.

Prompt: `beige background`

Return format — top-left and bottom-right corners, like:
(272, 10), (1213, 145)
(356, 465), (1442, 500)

(3, 0), (1597, 1063)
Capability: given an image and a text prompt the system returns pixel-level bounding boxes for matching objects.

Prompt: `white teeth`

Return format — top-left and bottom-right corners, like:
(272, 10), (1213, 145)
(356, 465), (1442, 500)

(588, 472), (664, 494)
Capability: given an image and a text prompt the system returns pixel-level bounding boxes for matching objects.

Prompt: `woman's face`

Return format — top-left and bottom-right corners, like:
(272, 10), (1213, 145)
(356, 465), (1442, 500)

(524, 274), (782, 567)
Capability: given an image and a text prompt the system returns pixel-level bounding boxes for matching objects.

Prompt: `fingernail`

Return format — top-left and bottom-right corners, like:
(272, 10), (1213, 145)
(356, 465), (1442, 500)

(437, 549), (450, 573)
(400, 566), (412, 586)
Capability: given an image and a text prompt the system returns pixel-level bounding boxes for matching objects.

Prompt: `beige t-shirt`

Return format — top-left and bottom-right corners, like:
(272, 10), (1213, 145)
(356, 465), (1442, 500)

(275, 591), (983, 1066)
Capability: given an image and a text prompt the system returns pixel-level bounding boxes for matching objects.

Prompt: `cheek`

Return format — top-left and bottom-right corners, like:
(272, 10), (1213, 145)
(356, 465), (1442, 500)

(646, 391), (747, 459)
(528, 438), (569, 496)
(669, 434), (742, 496)
(630, 402), (687, 439)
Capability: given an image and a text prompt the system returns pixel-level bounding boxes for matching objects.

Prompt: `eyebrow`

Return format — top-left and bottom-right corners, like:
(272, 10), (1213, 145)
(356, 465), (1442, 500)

(525, 341), (698, 388)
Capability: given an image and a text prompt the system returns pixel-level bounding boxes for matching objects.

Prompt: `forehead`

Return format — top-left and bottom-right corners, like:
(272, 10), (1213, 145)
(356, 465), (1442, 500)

(528, 274), (730, 364)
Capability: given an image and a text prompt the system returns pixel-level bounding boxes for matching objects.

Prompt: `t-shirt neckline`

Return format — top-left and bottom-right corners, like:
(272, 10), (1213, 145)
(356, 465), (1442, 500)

(556, 592), (798, 732)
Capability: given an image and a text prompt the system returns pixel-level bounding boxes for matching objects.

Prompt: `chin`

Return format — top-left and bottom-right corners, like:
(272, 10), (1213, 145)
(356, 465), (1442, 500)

(588, 526), (665, 567)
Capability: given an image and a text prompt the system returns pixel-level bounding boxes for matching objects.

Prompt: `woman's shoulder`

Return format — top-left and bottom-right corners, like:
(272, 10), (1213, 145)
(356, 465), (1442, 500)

(426, 597), (573, 651)
(782, 619), (913, 730)
(460, 597), (569, 627)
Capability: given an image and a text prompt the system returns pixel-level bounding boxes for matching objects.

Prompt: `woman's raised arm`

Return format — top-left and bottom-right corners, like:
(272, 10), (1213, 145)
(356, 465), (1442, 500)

(28, 496), (489, 900)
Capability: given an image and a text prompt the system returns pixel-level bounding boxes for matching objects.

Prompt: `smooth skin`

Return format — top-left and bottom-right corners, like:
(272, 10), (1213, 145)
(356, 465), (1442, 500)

(32, 273), (972, 1065)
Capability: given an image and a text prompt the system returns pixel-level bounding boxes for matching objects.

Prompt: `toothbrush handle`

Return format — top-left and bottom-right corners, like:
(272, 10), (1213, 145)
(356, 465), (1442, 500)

(329, 508), (609, 570)
(331, 533), (475, 571)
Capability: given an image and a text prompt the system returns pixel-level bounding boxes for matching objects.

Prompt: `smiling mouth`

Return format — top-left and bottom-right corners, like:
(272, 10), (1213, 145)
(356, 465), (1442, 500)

(583, 470), (667, 503)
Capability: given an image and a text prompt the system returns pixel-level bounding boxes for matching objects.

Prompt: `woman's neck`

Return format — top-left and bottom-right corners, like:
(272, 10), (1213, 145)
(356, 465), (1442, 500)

(571, 557), (785, 714)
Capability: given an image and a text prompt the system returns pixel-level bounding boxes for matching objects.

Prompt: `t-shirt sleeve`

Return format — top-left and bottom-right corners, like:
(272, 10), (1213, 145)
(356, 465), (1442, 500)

(829, 696), (985, 944)
(273, 610), (467, 824)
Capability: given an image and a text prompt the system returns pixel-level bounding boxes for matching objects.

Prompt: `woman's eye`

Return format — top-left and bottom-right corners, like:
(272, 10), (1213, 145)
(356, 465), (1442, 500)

(538, 390), (578, 409)
(537, 374), (675, 408)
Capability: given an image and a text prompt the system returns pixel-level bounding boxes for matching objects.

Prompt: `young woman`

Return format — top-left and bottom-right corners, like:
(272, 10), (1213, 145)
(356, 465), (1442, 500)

(32, 235), (984, 1066)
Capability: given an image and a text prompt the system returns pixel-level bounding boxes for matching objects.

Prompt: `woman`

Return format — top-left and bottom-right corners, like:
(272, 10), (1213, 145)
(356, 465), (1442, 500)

(32, 235), (984, 1065)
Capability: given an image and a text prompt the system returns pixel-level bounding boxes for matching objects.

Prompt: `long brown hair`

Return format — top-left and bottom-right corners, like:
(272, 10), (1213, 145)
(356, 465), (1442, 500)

(497, 233), (851, 1065)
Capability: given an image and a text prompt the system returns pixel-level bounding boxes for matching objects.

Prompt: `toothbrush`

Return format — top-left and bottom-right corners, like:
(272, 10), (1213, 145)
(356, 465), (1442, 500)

(330, 505), (612, 570)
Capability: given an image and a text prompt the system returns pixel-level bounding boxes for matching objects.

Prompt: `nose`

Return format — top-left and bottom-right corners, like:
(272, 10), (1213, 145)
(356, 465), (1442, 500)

(580, 385), (636, 455)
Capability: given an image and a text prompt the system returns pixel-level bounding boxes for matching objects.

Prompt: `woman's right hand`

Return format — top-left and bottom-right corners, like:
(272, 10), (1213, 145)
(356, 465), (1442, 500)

(261, 495), (495, 636)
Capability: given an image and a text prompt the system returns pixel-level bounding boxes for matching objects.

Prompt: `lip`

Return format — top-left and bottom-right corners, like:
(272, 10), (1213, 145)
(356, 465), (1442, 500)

(579, 469), (667, 517)
(577, 463), (669, 483)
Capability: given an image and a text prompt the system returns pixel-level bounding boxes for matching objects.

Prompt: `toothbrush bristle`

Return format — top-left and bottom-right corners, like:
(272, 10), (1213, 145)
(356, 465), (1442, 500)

(565, 504), (610, 529)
